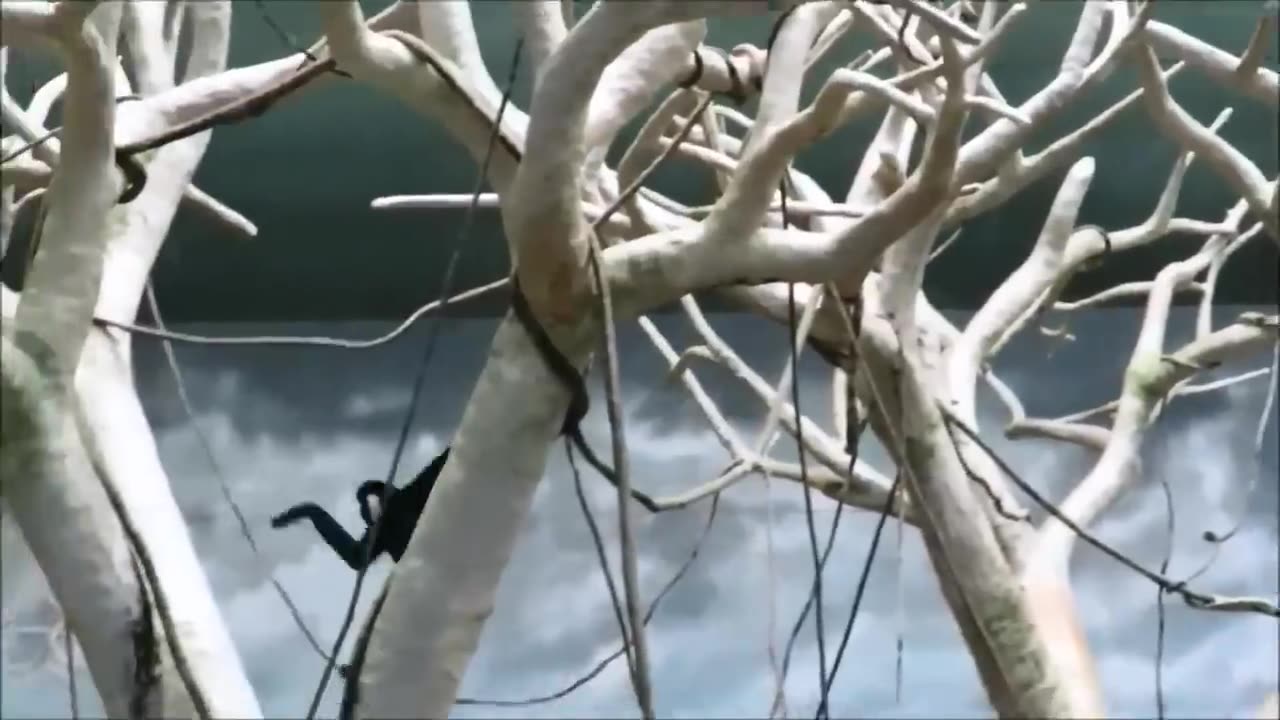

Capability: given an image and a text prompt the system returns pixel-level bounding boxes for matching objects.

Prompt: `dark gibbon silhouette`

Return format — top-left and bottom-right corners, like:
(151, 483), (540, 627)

(270, 447), (450, 569)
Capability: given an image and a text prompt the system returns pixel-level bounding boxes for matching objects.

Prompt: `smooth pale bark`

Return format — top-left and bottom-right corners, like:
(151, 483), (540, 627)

(339, 3), (764, 715)
(1, 333), (142, 715)
(3, 0), (259, 713)
(354, 311), (593, 716)
(1142, 19), (1279, 110)
(6, 1), (1272, 717)
(72, 0), (262, 711)
(413, 0), (499, 105)
(868, 53), (1083, 706)
(10, 5), (119, 366)
(945, 158), (1104, 712)
(0, 4), (159, 712)
(324, 2), (1275, 709)
(75, 332), (262, 716)
(1133, 43), (1279, 244)
(515, 0), (569, 78)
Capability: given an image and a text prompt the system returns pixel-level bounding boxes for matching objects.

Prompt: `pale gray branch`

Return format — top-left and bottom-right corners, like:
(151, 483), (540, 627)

(1143, 19), (1279, 109)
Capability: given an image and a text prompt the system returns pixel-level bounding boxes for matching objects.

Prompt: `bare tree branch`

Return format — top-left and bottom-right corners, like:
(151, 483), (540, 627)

(1143, 18), (1279, 109)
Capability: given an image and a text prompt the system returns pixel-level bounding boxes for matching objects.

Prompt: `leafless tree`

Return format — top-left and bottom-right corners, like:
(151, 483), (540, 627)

(1, 1), (1276, 718)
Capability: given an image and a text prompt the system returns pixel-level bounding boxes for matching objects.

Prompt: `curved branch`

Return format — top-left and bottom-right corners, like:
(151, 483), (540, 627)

(413, 0), (498, 102)
(317, 5), (527, 196)
(583, 20), (706, 163)
(1132, 42), (1278, 243)
(71, 3), (262, 714)
(505, 2), (754, 313)
(1036, 300), (1279, 566)
(955, 1), (1118, 186)
(951, 157), (1096, 398)
(515, 1), (568, 78)
(1143, 19), (1279, 109)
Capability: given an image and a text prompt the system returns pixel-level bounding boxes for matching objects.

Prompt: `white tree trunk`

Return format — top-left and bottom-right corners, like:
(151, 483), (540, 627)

(2, 1), (258, 713)
(2, 333), (144, 715)
(3, 1), (1274, 717)
(354, 312), (592, 715)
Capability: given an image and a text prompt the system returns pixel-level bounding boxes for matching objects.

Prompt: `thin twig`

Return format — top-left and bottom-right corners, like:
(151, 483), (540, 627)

(765, 462), (785, 719)
(927, 226), (963, 261)
(456, 494), (721, 707)
(1256, 339), (1279, 453)
(1154, 451), (1176, 720)
(552, 91), (719, 716)
(1192, 339), (1279, 561)
(893, 481), (905, 705)
(250, 0), (348, 77)
(567, 443), (640, 690)
(780, 190), (831, 719)
(775, 499), (844, 709)
(65, 622), (77, 719)
(94, 278), (508, 348)
(940, 404), (1280, 617)
(822, 472), (902, 719)
(816, 289), (901, 720)
(583, 222), (654, 716)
